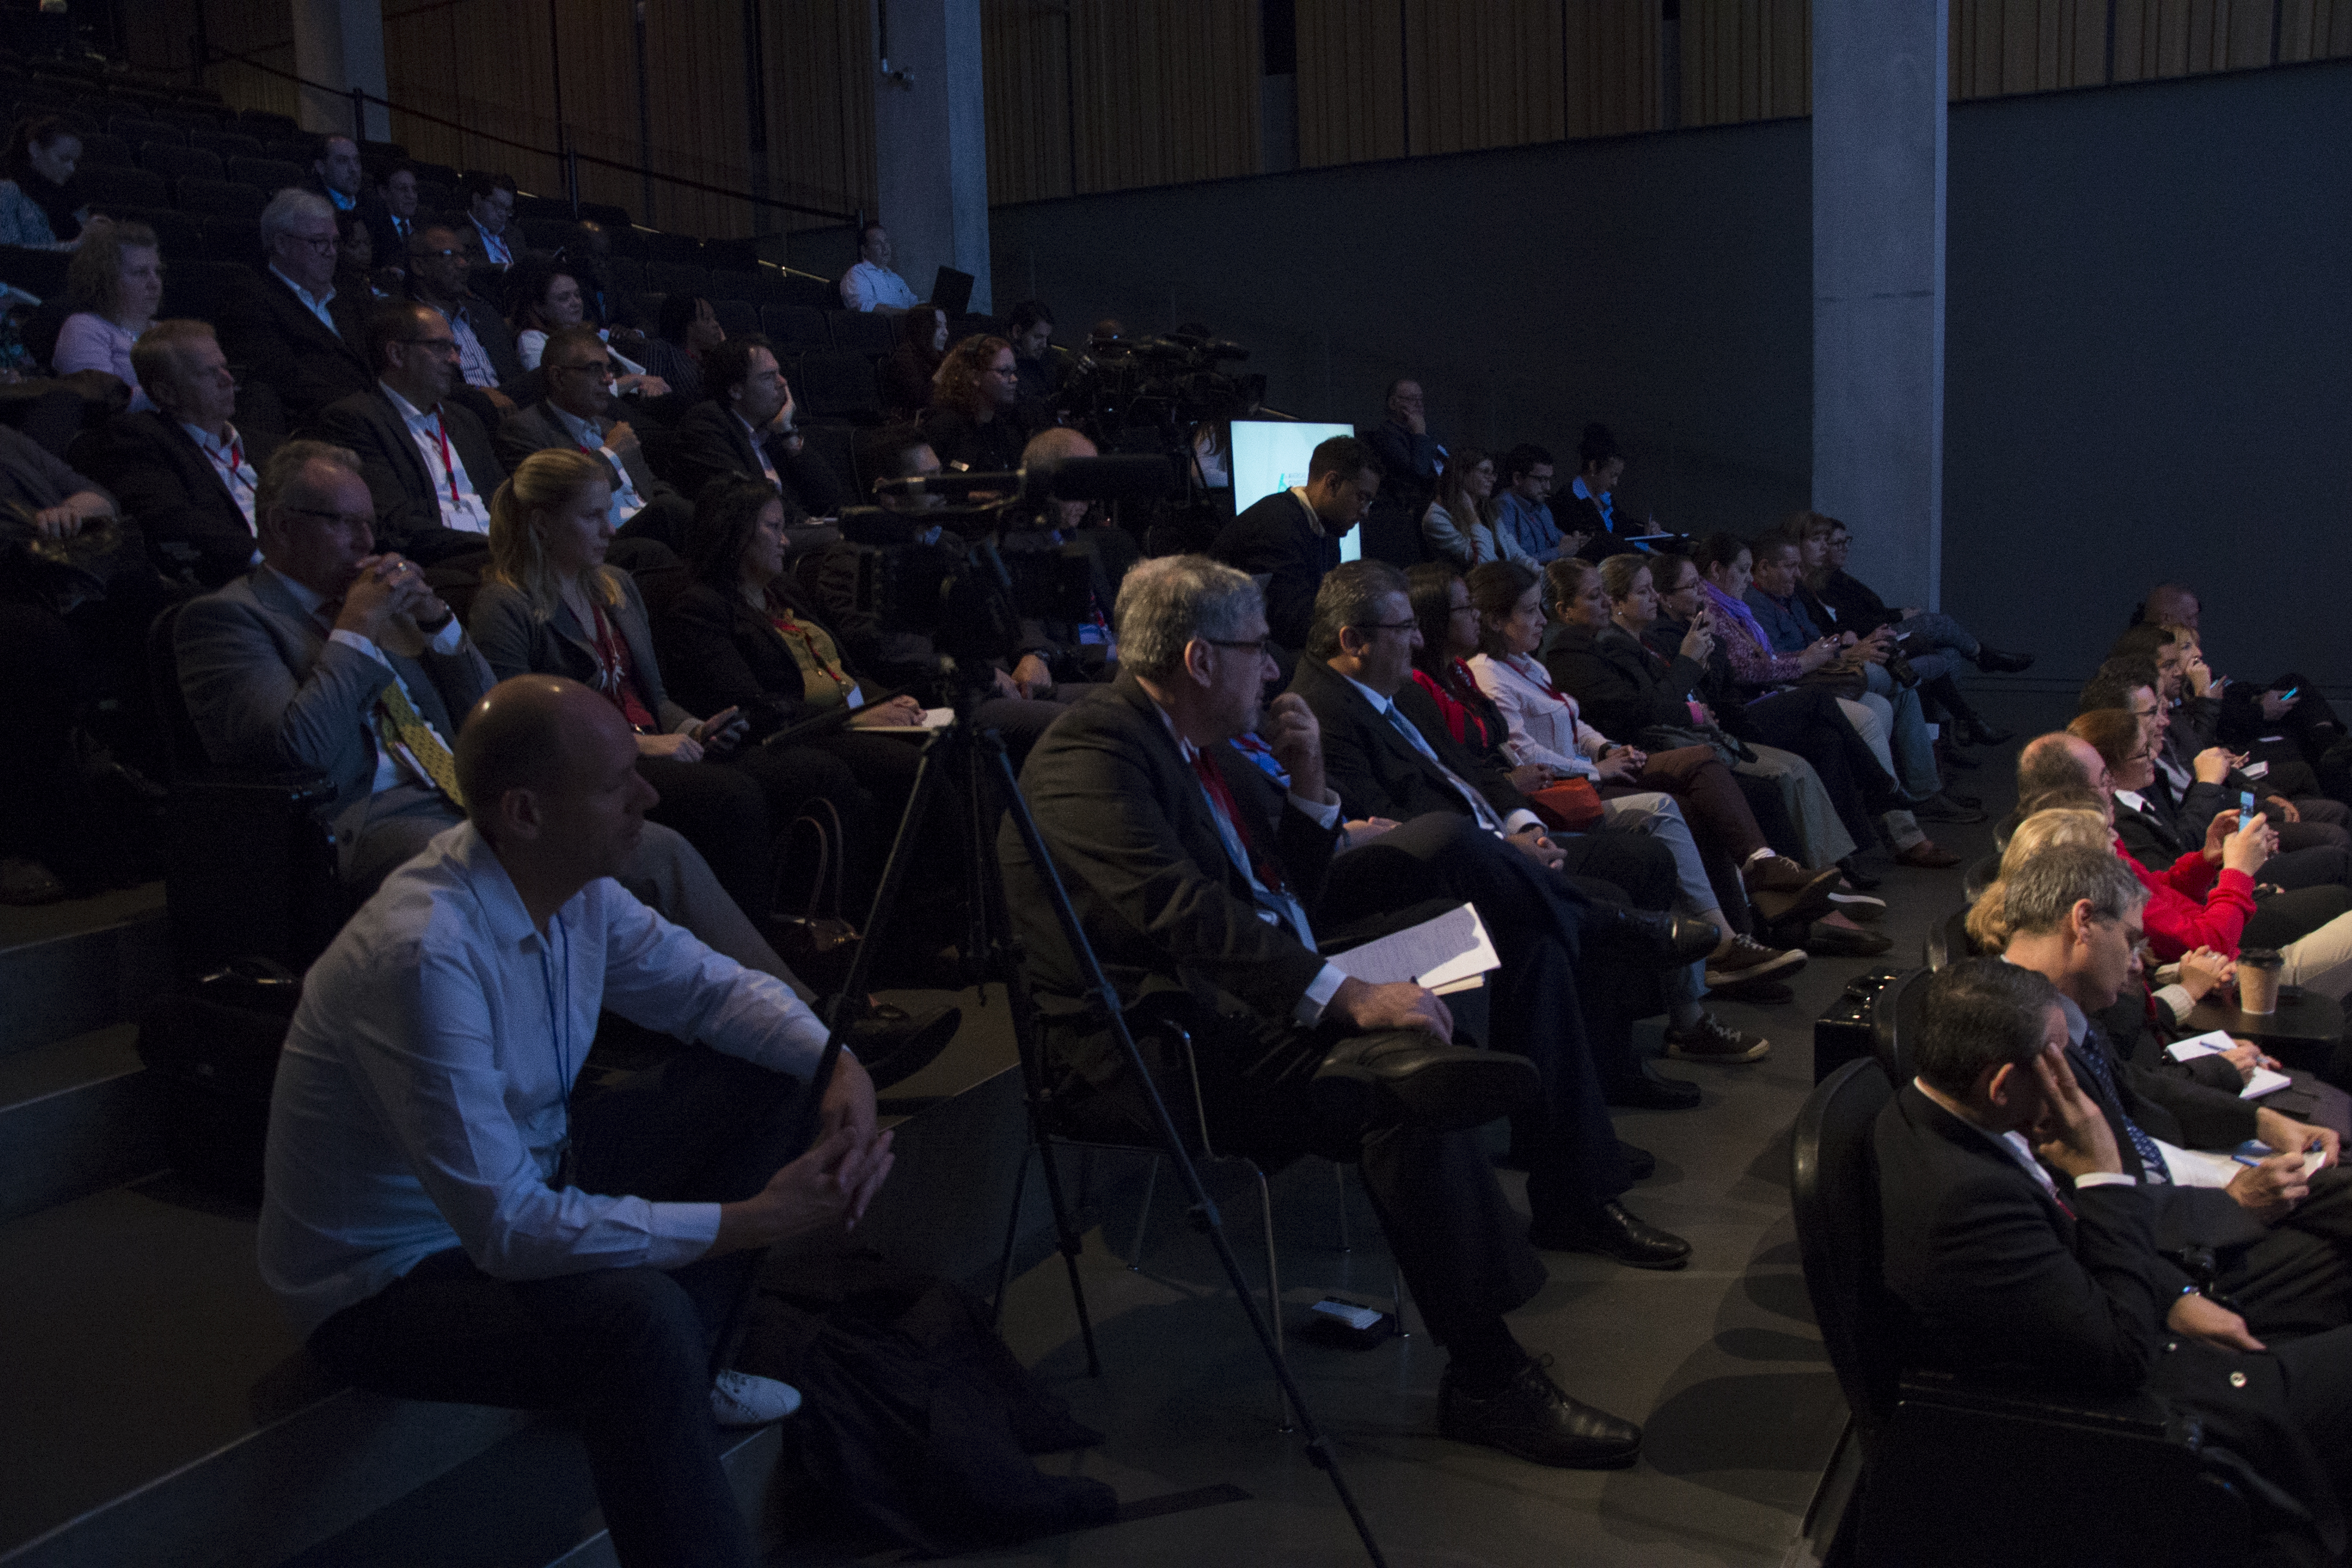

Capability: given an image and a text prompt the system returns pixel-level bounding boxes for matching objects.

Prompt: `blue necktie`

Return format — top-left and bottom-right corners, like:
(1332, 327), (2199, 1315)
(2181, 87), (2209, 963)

(2073, 1032), (2169, 1184)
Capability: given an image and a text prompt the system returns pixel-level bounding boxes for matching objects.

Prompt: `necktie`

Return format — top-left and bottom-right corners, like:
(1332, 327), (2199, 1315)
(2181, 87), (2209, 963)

(2072, 1032), (2169, 1183)
(1192, 748), (1285, 896)
(1383, 702), (1505, 834)
(377, 681), (465, 806)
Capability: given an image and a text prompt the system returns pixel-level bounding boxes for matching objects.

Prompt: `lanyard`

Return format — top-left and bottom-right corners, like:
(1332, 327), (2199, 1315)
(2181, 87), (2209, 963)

(204, 434), (253, 512)
(428, 415), (463, 507)
(538, 915), (574, 1166)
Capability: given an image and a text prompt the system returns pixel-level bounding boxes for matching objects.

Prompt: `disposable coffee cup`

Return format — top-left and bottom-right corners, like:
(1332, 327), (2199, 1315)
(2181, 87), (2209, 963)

(2238, 949), (2284, 1015)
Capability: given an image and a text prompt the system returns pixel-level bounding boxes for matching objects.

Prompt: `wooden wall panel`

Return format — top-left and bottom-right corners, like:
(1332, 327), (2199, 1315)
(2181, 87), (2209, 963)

(982, 0), (1075, 204)
(758, 0), (875, 232)
(1950, 0), (2109, 96)
(1400, 0), (1566, 157)
(1680, 0), (1809, 128)
(1297, 0), (1407, 167)
(1067, 0), (1260, 192)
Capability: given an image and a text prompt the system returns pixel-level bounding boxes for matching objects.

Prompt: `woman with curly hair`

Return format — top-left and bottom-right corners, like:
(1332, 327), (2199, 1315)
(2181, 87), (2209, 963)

(920, 331), (1025, 474)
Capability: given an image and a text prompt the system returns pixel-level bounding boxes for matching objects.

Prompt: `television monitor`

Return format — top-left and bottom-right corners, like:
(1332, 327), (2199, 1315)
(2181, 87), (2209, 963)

(1228, 419), (1362, 564)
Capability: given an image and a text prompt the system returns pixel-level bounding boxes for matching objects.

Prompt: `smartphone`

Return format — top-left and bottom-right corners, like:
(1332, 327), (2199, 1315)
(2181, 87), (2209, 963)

(2280, 687), (2301, 702)
(2240, 790), (2258, 822)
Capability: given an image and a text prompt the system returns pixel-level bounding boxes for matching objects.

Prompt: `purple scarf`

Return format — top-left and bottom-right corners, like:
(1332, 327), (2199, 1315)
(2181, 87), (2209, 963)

(1701, 578), (1774, 654)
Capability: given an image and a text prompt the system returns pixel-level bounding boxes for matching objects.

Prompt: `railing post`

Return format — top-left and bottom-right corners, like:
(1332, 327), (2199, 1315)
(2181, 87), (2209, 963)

(349, 84), (365, 142)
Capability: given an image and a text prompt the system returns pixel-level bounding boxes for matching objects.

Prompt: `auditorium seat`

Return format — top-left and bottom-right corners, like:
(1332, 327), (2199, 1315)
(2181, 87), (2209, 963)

(160, 258), (252, 325)
(608, 256), (647, 294)
(761, 304), (828, 351)
(74, 129), (130, 168)
(198, 215), (264, 268)
(124, 206), (201, 260)
(641, 230), (702, 265)
(234, 106), (299, 140)
(106, 114), (180, 146)
(827, 309), (895, 354)
(602, 225), (647, 259)
(519, 216), (572, 253)
(409, 158), (459, 186)
(174, 176), (265, 220)
(701, 235), (758, 270)
(797, 348), (884, 422)
(0, 242), (68, 298)
(225, 155), (304, 195)
(264, 137), (314, 167)
(773, 272), (835, 313)
(578, 199), (630, 227)
(414, 179), (454, 218)
(137, 141), (223, 183)
(645, 260), (710, 298)
(711, 298), (757, 339)
(513, 192), (571, 222)
(188, 127), (262, 161)
(359, 136), (406, 164)
(705, 268), (759, 302)
(77, 166), (167, 214)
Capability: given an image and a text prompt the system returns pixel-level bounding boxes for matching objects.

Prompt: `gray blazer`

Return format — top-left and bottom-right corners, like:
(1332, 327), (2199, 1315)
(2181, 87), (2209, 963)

(468, 572), (694, 734)
(493, 400), (679, 507)
(173, 565), (492, 841)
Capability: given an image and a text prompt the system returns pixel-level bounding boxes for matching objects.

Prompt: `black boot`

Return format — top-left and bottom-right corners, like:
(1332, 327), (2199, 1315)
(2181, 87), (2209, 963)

(1308, 1031), (1538, 1141)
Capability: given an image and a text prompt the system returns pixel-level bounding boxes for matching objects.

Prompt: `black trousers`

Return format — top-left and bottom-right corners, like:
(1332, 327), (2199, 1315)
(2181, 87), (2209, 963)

(1552, 825), (1680, 1088)
(308, 1047), (806, 1568)
(2243, 885), (2352, 952)
(2218, 1166), (2352, 1342)
(1735, 685), (1894, 849)
(638, 756), (772, 920)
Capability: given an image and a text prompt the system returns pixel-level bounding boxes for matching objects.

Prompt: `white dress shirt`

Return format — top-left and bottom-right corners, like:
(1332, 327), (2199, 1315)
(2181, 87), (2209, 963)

(269, 265), (340, 335)
(265, 563), (464, 796)
(549, 404), (649, 520)
(469, 215), (512, 267)
(183, 419), (260, 537)
(841, 260), (919, 312)
(259, 822), (832, 1334)
(381, 383), (492, 533)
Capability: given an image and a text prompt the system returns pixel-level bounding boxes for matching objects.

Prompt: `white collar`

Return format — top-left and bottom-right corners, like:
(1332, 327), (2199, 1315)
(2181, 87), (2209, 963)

(181, 420), (241, 455)
(269, 265), (334, 310)
(380, 382), (438, 424)
(2112, 788), (2148, 813)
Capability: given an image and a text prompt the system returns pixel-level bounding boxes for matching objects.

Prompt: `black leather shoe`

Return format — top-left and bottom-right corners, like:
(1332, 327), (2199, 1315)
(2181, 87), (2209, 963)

(850, 1002), (964, 1091)
(1602, 1069), (1701, 1110)
(1619, 1141), (1656, 1180)
(1440, 1355), (1643, 1469)
(1837, 858), (1883, 891)
(1958, 715), (2016, 745)
(1529, 1200), (1692, 1269)
(1309, 1034), (1537, 1139)
(1582, 905), (1720, 967)
(1973, 647), (2035, 674)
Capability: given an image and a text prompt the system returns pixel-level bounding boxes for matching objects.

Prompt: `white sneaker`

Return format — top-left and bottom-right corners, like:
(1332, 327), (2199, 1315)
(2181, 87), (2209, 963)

(710, 1370), (802, 1427)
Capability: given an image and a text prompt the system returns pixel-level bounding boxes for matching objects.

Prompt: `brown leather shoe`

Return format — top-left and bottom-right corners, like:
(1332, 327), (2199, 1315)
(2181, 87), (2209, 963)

(1744, 856), (1842, 924)
(1895, 839), (1962, 869)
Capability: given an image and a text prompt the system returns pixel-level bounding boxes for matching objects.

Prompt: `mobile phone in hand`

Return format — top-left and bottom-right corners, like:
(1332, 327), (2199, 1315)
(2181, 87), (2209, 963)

(2240, 790), (2258, 825)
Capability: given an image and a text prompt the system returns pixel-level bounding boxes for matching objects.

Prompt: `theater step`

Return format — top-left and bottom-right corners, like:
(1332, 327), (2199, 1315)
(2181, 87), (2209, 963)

(0, 883), (169, 1060)
(0, 1022), (166, 1223)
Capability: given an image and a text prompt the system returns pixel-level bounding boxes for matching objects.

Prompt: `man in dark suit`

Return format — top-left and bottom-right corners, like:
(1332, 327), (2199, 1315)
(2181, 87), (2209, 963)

(216, 189), (373, 429)
(998, 553), (1664, 1468)
(662, 335), (843, 526)
(405, 223), (523, 418)
(1288, 561), (1769, 1104)
(1877, 956), (2352, 1560)
(311, 301), (506, 565)
(78, 320), (281, 589)
(495, 324), (692, 550)
(363, 163), (422, 276)
(1996, 843), (2352, 1340)
(1211, 433), (1377, 653)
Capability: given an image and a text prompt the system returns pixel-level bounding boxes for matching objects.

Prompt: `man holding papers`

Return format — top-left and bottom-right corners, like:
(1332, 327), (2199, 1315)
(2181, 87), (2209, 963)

(1000, 556), (1701, 1470)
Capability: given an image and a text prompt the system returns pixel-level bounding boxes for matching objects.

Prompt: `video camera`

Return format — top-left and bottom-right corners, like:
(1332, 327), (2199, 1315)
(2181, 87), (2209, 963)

(1056, 330), (1266, 448)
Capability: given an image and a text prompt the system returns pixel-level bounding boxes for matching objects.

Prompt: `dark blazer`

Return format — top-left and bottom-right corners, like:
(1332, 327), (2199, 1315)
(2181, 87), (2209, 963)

(310, 387), (506, 562)
(1874, 1081), (2344, 1553)
(467, 573), (694, 734)
(406, 280), (524, 391)
(1288, 655), (1526, 826)
(215, 268), (374, 428)
(76, 412), (281, 589)
(651, 575), (863, 733)
(917, 406), (1026, 477)
(362, 203), (418, 279)
(1211, 489), (1342, 653)
(995, 673), (1338, 1024)
(2112, 787), (2195, 869)
(663, 400), (845, 520)
(1813, 568), (1900, 636)
(1545, 620), (1708, 744)
(494, 400), (681, 508)
(2064, 1020), (2268, 1266)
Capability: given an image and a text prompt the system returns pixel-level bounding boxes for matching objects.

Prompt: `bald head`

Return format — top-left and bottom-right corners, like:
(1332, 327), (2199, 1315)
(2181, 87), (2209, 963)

(458, 676), (630, 839)
(2017, 731), (2104, 800)
(1021, 425), (1097, 467)
(2143, 582), (2199, 631)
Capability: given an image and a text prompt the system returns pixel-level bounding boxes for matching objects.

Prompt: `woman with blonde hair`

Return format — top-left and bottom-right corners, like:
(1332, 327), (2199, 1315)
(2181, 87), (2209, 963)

(1964, 795), (2115, 951)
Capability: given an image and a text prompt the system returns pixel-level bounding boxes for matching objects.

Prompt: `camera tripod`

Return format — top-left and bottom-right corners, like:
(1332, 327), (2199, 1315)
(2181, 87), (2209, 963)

(789, 659), (1392, 1568)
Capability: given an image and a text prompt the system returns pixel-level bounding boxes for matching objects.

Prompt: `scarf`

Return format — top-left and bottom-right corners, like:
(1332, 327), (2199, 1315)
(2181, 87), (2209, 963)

(1700, 577), (1774, 654)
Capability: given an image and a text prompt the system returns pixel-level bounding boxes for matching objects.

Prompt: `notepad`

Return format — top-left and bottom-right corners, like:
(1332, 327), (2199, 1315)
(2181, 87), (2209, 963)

(2168, 1030), (2293, 1099)
(1327, 902), (1500, 992)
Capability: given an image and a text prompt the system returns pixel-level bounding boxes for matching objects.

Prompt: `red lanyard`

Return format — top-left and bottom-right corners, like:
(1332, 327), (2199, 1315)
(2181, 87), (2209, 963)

(771, 610), (854, 697)
(204, 434), (252, 508)
(430, 416), (462, 506)
(1515, 654), (1573, 708)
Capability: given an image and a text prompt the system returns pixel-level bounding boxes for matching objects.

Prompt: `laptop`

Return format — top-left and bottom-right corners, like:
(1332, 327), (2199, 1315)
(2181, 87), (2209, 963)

(929, 265), (975, 317)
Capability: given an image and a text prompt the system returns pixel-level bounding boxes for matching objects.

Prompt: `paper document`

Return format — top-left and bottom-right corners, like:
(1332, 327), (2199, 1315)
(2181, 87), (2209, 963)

(2169, 1031), (2294, 1100)
(2242, 1067), (2295, 1100)
(872, 708), (955, 735)
(2158, 1143), (2246, 1189)
(1328, 903), (1500, 990)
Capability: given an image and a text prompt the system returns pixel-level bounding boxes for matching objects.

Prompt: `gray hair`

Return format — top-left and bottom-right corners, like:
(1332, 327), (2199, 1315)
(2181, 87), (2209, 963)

(258, 186), (335, 251)
(1912, 958), (2062, 1095)
(1306, 559), (1409, 660)
(1114, 555), (1261, 682)
(1999, 843), (2147, 938)
(256, 438), (362, 521)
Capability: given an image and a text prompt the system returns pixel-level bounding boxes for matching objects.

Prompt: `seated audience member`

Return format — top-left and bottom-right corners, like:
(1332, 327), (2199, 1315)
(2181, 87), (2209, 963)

(1364, 377), (1444, 529)
(313, 300), (506, 564)
(1491, 444), (1569, 564)
(2012, 732), (2352, 1000)
(2142, 580), (2344, 767)
(1464, 559), (1829, 962)
(1290, 561), (1775, 1080)
(880, 304), (947, 418)
(1420, 448), (1520, 570)
(303, 134), (366, 215)
(1692, 532), (1959, 869)
(997, 425), (1123, 686)
(364, 161), (421, 265)
(51, 219), (162, 410)
(495, 324), (690, 549)
(1875, 956), (2352, 1561)
(0, 117), (85, 250)
(170, 440), (786, 973)
(219, 190), (373, 428)
(330, 208), (397, 302)
(1004, 300), (1064, 421)
(80, 319), (280, 587)
(1550, 553), (1870, 887)
(468, 448), (773, 915)
(840, 222), (919, 314)
(666, 335), (844, 527)
(1212, 433), (1379, 653)
(1557, 423), (1643, 561)
(261, 673), (893, 1568)
(405, 223), (523, 413)
(455, 170), (519, 270)
(919, 333), (1027, 476)
(639, 292), (722, 407)
(1000, 553), (1683, 1463)
(555, 221), (643, 334)
(508, 259), (665, 397)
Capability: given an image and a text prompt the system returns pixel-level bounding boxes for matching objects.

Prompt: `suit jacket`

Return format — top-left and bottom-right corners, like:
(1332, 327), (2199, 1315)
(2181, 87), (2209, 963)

(2064, 1021), (2267, 1264)
(173, 565), (489, 843)
(1288, 656), (1527, 826)
(1210, 490), (1341, 653)
(467, 574), (693, 734)
(454, 215), (516, 271)
(994, 673), (1339, 1027)
(651, 576), (865, 734)
(76, 411), (281, 589)
(1875, 1082), (2342, 1552)
(662, 400), (844, 520)
(494, 400), (681, 508)
(362, 202), (418, 279)
(1545, 620), (1708, 744)
(215, 269), (374, 429)
(311, 388), (506, 561)
(2112, 787), (2195, 869)
(407, 281), (524, 391)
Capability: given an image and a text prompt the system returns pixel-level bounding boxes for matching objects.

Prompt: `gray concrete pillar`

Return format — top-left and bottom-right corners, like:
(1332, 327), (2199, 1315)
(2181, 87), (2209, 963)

(873, 0), (991, 314)
(290, 0), (389, 143)
(1812, 0), (1947, 608)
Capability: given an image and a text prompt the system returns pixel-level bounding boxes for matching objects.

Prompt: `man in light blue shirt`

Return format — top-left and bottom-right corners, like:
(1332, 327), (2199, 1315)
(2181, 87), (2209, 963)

(264, 675), (892, 1568)
(1490, 443), (1565, 563)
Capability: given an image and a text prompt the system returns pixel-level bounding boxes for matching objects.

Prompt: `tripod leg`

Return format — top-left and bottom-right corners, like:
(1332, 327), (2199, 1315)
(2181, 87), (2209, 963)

(1255, 1162), (1291, 1433)
(1129, 1154), (1159, 1270)
(990, 1143), (1036, 1328)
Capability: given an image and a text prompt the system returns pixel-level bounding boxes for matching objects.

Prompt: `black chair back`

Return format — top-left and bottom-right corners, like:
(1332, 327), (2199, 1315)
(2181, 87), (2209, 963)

(1869, 964), (1930, 1083)
(145, 599), (210, 779)
(1925, 908), (1979, 971)
(1961, 852), (1999, 905)
(1790, 1056), (1903, 1446)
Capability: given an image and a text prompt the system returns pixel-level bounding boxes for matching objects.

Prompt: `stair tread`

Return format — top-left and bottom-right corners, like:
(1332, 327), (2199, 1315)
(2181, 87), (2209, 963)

(0, 1023), (142, 1111)
(0, 881), (163, 957)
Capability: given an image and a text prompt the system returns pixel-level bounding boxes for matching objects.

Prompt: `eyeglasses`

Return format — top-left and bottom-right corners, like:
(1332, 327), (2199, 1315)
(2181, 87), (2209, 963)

(556, 359), (614, 375)
(1353, 619), (1418, 635)
(286, 232), (338, 252)
(1200, 636), (1275, 658)
(280, 505), (374, 529)
(410, 247), (464, 261)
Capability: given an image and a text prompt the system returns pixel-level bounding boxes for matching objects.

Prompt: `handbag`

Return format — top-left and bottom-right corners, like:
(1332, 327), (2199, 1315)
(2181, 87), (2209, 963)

(770, 798), (860, 992)
(1639, 722), (1756, 768)
(1524, 776), (1604, 833)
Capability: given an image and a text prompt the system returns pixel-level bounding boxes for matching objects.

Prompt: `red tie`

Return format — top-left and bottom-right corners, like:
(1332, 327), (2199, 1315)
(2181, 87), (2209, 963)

(1192, 747), (1285, 896)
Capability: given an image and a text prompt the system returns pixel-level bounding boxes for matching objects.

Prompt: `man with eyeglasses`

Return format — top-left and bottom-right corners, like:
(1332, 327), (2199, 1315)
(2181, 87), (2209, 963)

(1212, 433), (1382, 654)
(665, 334), (844, 539)
(1491, 443), (1568, 564)
(405, 222), (523, 416)
(456, 170), (518, 271)
(496, 324), (691, 547)
(313, 301), (508, 565)
(1364, 378), (1446, 532)
(218, 188), (373, 427)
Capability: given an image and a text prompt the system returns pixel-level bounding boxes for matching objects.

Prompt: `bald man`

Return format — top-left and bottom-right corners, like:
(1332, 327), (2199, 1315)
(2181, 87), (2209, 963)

(261, 675), (890, 1568)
